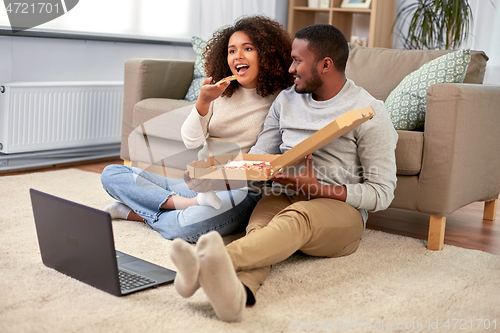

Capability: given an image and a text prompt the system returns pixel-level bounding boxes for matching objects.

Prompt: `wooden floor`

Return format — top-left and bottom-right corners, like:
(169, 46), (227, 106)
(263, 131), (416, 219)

(3, 157), (499, 255)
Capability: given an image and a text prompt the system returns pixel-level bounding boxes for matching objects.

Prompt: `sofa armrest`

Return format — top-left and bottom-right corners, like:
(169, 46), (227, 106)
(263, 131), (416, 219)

(418, 83), (500, 216)
(121, 59), (195, 161)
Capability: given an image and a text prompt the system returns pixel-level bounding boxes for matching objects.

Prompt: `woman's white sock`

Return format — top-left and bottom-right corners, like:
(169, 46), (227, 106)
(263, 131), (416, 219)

(170, 238), (201, 298)
(197, 190), (222, 210)
(104, 202), (131, 220)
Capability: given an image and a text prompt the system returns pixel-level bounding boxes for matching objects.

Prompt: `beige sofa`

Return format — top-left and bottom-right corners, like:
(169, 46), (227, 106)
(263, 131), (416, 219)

(120, 45), (500, 250)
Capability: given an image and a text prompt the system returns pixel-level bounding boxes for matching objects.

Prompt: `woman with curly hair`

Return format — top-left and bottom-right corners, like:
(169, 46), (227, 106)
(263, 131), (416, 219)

(101, 15), (293, 243)
(182, 15), (293, 164)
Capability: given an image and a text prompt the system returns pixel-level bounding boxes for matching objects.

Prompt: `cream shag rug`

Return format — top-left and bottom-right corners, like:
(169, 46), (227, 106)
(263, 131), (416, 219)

(1, 168), (499, 333)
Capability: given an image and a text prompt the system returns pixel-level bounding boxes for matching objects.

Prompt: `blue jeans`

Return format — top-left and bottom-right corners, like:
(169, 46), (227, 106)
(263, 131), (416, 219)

(100, 164), (261, 242)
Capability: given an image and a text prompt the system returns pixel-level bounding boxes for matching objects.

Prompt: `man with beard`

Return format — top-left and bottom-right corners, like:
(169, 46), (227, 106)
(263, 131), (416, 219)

(171, 24), (398, 322)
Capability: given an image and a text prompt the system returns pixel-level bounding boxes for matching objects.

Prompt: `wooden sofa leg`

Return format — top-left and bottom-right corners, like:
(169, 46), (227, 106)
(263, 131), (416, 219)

(123, 160), (132, 167)
(483, 199), (498, 221)
(428, 215), (446, 251)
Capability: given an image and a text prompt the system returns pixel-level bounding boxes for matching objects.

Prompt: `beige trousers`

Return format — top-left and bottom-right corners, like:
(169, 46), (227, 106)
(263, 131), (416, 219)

(226, 192), (364, 304)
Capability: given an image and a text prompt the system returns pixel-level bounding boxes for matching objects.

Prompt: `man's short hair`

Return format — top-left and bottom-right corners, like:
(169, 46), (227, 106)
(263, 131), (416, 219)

(295, 24), (349, 72)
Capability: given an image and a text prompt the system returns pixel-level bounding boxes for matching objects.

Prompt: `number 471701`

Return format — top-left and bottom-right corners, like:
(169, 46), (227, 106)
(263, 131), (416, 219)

(6, 2), (61, 14)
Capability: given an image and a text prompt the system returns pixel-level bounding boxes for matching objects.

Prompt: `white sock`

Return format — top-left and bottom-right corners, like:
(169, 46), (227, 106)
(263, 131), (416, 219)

(196, 231), (246, 322)
(197, 190), (222, 210)
(104, 202), (131, 220)
(170, 238), (200, 298)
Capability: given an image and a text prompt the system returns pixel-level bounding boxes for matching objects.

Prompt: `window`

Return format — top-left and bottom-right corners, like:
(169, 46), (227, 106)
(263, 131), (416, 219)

(0, 0), (200, 43)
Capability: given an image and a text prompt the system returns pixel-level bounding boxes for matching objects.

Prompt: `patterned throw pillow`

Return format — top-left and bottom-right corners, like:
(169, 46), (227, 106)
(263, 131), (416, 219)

(385, 49), (471, 130)
(184, 36), (207, 102)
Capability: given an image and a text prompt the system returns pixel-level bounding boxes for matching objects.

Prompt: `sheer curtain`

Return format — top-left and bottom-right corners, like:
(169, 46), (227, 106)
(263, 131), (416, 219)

(197, 0), (286, 41)
(465, 0), (500, 85)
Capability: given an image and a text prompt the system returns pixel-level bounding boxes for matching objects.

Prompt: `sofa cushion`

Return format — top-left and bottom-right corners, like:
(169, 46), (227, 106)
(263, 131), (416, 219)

(346, 46), (488, 102)
(133, 99), (194, 141)
(395, 130), (423, 176)
(184, 36), (207, 102)
(386, 49), (471, 130)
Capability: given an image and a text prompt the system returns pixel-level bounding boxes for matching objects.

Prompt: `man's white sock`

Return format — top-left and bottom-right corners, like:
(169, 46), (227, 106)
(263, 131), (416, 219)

(196, 231), (246, 322)
(170, 238), (200, 298)
(197, 190), (222, 210)
(104, 202), (131, 220)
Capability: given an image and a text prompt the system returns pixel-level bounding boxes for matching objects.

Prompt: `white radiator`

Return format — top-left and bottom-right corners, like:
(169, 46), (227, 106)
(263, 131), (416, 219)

(0, 81), (123, 154)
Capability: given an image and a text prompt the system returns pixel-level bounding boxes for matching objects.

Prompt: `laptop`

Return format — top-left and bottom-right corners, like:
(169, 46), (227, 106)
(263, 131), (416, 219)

(29, 189), (176, 297)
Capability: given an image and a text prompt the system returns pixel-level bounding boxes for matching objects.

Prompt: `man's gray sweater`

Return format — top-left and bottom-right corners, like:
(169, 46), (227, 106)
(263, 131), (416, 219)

(249, 79), (398, 222)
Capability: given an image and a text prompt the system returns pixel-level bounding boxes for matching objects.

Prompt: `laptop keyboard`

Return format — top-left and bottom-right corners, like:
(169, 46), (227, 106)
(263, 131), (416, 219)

(119, 269), (156, 291)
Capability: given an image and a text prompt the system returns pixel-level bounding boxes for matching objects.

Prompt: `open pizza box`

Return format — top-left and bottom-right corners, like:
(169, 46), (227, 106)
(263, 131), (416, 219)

(187, 106), (375, 181)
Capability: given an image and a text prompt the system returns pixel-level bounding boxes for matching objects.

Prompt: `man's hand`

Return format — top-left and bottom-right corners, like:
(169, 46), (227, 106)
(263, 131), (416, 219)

(272, 154), (347, 201)
(272, 154), (320, 196)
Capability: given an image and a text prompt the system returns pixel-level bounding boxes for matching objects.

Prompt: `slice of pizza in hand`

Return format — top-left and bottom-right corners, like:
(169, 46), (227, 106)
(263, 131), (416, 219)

(216, 74), (241, 85)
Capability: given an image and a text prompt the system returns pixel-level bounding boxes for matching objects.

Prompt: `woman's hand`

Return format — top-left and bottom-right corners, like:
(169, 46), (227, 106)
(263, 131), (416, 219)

(183, 160), (248, 192)
(183, 169), (214, 192)
(195, 77), (231, 117)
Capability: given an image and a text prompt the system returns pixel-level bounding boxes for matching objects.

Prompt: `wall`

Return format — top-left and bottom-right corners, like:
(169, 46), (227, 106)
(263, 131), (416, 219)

(0, 36), (194, 83)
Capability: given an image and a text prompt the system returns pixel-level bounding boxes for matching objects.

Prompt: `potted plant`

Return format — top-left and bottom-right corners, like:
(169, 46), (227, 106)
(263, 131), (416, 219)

(394, 0), (472, 50)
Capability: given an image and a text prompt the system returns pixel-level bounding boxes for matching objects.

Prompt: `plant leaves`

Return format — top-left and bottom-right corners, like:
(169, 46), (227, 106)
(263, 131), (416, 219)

(393, 0), (472, 50)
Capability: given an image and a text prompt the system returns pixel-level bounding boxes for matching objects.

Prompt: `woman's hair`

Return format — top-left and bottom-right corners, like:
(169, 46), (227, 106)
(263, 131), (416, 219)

(203, 15), (294, 97)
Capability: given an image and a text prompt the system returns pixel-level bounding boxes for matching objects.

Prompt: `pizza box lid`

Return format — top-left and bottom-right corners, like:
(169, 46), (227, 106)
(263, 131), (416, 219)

(267, 106), (375, 175)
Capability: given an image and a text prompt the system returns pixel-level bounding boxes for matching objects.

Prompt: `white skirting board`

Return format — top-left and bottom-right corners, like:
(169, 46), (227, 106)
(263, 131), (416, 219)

(0, 143), (120, 173)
